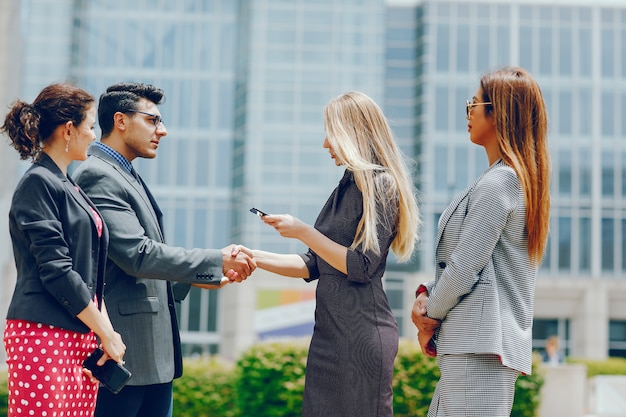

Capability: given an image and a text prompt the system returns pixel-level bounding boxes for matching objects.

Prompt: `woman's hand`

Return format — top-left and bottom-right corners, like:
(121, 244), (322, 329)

(261, 214), (309, 239)
(411, 293), (440, 357)
(99, 331), (126, 365)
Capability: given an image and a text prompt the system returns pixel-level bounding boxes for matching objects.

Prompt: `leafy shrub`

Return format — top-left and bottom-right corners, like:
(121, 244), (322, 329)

(0, 338), (546, 417)
(234, 338), (308, 417)
(0, 370), (7, 415)
(172, 355), (237, 417)
(512, 353), (544, 417)
(393, 339), (440, 417)
(567, 356), (626, 377)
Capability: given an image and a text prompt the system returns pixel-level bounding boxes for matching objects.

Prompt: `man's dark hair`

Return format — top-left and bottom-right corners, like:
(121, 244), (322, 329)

(98, 82), (165, 137)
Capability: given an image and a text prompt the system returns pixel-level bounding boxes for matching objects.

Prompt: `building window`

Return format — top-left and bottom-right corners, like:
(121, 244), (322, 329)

(436, 24), (450, 72)
(579, 217), (591, 272)
(384, 275), (405, 336)
(559, 27), (573, 76)
(621, 151), (626, 197)
(558, 217), (571, 270)
(580, 148), (592, 196)
(533, 318), (570, 358)
(602, 217), (615, 272)
(579, 88), (592, 136)
(621, 219), (626, 272)
(609, 320), (626, 358)
(435, 86), (449, 131)
(602, 150), (615, 197)
(602, 28), (616, 78)
(558, 149), (572, 195)
(579, 27), (592, 77)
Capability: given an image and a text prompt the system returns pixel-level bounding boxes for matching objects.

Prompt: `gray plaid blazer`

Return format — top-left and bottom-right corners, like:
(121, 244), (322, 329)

(423, 159), (537, 375)
(73, 145), (224, 386)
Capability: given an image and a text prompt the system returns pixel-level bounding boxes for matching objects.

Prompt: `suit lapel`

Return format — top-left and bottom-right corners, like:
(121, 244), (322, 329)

(89, 147), (165, 241)
(37, 154), (100, 235)
(133, 171), (165, 232)
(435, 160), (504, 248)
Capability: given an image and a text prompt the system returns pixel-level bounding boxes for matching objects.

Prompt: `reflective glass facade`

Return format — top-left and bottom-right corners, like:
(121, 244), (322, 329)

(5, 0), (626, 358)
(231, 0), (386, 256)
(413, 1), (626, 280)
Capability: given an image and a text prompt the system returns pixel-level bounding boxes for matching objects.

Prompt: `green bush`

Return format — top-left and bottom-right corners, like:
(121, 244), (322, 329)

(393, 339), (440, 417)
(0, 338), (546, 417)
(511, 353), (544, 417)
(234, 338), (308, 417)
(0, 370), (7, 416)
(567, 356), (626, 377)
(173, 355), (237, 417)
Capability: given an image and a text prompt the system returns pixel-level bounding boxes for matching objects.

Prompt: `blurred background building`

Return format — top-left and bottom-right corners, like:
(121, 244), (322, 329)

(1, 0), (626, 363)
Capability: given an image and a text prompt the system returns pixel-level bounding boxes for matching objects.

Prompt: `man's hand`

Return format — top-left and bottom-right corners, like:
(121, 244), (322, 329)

(411, 292), (440, 357)
(222, 244), (256, 281)
(193, 277), (230, 289)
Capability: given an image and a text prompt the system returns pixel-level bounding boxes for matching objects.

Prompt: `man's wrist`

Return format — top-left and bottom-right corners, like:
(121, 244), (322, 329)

(415, 284), (428, 298)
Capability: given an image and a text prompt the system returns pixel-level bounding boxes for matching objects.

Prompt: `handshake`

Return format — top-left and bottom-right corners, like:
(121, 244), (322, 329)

(221, 243), (256, 283)
(193, 211), (310, 289)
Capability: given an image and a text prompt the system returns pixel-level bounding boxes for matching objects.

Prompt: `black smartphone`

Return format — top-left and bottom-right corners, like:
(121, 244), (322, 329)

(83, 347), (132, 394)
(250, 207), (268, 217)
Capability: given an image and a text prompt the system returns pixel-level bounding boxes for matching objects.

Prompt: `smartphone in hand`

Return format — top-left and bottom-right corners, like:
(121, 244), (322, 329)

(83, 347), (132, 394)
(250, 207), (268, 217)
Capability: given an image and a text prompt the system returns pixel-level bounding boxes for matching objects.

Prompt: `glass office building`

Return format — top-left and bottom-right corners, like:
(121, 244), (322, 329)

(396, 0), (626, 359)
(3, 0), (626, 360)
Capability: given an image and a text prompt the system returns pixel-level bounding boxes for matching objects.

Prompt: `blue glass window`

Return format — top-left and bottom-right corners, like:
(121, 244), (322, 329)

(602, 217), (615, 271)
(579, 217), (591, 272)
(558, 217), (571, 270)
(436, 24), (450, 72)
(602, 151), (615, 197)
(559, 150), (572, 195)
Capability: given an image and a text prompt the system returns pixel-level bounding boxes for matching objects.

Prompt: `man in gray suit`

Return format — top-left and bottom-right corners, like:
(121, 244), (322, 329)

(73, 82), (255, 417)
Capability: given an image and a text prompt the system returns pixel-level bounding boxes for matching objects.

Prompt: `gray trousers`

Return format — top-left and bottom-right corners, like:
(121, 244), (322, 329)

(428, 353), (520, 417)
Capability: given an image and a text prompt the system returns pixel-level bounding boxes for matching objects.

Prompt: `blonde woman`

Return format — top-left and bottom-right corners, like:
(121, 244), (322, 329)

(248, 91), (420, 417)
(412, 66), (551, 416)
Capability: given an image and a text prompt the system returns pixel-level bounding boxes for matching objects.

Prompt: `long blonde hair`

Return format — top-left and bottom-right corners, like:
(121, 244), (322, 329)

(481, 67), (550, 263)
(323, 92), (420, 261)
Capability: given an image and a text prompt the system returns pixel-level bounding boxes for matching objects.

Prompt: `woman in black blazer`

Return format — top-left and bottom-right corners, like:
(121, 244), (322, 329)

(2, 83), (125, 417)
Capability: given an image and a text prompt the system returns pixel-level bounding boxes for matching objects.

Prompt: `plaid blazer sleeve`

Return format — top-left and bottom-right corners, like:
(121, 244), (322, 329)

(425, 162), (537, 375)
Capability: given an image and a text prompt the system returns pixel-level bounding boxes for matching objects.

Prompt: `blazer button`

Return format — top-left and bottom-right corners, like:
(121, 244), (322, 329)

(438, 262), (446, 269)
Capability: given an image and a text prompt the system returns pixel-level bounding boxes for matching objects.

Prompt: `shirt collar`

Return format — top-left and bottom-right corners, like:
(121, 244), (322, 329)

(94, 141), (134, 174)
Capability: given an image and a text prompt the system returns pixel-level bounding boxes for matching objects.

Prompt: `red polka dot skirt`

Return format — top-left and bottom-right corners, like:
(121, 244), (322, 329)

(4, 320), (99, 417)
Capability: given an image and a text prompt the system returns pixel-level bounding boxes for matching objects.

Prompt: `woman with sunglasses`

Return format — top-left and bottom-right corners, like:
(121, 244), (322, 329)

(411, 66), (550, 416)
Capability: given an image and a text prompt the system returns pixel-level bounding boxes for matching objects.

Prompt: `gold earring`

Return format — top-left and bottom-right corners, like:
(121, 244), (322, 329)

(65, 138), (70, 152)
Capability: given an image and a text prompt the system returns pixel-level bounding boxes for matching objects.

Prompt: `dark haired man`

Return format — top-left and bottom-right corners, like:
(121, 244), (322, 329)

(74, 82), (255, 417)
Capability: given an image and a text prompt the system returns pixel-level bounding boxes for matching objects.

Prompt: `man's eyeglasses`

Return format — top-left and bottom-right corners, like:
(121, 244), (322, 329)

(127, 110), (163, 127)
(465, 100), (492, 120)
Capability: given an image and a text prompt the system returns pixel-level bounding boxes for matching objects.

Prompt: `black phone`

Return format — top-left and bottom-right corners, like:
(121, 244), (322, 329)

(83, 347), (132, 394)
(250, 207), (268, 217)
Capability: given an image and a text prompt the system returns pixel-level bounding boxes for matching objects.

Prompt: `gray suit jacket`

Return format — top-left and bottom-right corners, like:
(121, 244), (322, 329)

(424, 160), (536, 375)
(73, 145), (223, 386)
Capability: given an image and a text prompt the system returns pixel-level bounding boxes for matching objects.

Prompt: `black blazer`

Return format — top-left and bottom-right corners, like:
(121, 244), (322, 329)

(6, 153), (108, 333)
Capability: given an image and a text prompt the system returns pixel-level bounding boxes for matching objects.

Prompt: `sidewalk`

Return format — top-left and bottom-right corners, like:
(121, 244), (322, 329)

(587, 375), (626, 417)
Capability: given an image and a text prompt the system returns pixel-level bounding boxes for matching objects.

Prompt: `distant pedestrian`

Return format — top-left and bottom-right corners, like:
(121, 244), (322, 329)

(542, 336), (564, 366)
